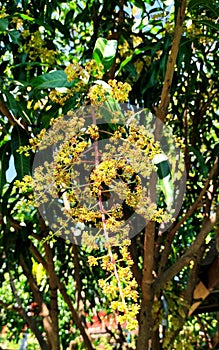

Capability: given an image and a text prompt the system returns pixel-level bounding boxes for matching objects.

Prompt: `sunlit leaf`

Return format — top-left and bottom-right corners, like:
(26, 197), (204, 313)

(31, 70), (74, 89)
(0, 18), (8, 31)
(8, 30), (21, 44)
(93, 37), (118, 71)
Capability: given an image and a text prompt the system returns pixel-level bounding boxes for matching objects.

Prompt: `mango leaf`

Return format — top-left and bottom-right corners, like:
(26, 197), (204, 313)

(117, 48), (144, 74)
(18, 13), (52, 31)
(188, 0), (219, 16)
(92, 37), (118, 71)
(31, 70), (74, 90)
(212, 143), (219, 158)
(8, 30), (21, 44)
(195, 19), (219, 31)
(0, 141), (11, 194)
(132, 0), (146, 10)
(152, 154), (174, 210)
(188, 146), (208, 177)
(19, 13), (35, 21)
(3, 91), (31, 124)
(11, 125), (31, 180)
(0, 18), (8, 31)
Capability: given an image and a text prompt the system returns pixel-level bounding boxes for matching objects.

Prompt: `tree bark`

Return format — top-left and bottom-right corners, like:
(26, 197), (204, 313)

(20, 255), (56, 350)
(154, 206), (219, 293)
(137, 221), (156, 350)
(29, 241), (95, 350)
(44, 244), (60, 350)
(155, 0), (187, 122)
(158, 158), (218, 276)
(8, 273), (49, 350)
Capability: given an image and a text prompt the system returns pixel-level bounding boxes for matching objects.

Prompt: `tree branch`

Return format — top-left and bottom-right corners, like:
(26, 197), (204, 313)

(29, 240), (94, 350)
(0, 98), (29, 131)
(155, 0), (187, 122)
(8, 269), (49, 350)
(43, 243), (60, 350)
(19, 254), (55, 349)
(154, 205), (219, 292)
(158, 158), (218, 275)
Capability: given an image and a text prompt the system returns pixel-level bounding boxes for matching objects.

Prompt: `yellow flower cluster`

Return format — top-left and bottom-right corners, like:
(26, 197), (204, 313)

(88, 79), (131, 105)
(108, 79), (132, 102)
(21, 29), (30, 39)
(84, 59), (104, 79)
(49, 89), (73, 106)
(11, 17), (23, 30)
(87, 124), (99, 140)
(28, 106), (172, 249)
(87, 240), (139, 332)
(14, 175), (33, 193)
(23, 30), (57, 65)
(64, 62), (87, 82)
(127, 124), (161, 158)
(29, 128), (47, 150)
(0, 6), (7, 18)
(134, 59), (144, 75)
(88, 84), (110, 104)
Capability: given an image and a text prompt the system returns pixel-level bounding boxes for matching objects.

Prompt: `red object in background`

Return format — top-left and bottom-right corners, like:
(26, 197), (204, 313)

(86, 311), (117, 335)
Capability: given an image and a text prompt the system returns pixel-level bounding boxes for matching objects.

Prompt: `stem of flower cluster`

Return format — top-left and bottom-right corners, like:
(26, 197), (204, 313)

(91, 109), (126, 305)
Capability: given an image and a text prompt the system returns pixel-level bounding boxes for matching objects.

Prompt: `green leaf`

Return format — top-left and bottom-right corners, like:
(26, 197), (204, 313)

(188, 146), (208, 177)
(8, 30), (21, 44)
(132, 0), (146, 10)
(11, 125), (31, 180)
(0, 141), (10, 193)
(19, 13), (35, 21)
(152, 154), (174, 210)
(31, 70), (73, 90)
(0, 18), (8, 31)
(92, 37), (118, 71)
(3, 91), (20, 118)
(117, 48), (143, 74)
(188, 0), (219, 16)
(3, 91), (31, 124)
(195, 19), (219, 31)
(18, 13), (53, 31)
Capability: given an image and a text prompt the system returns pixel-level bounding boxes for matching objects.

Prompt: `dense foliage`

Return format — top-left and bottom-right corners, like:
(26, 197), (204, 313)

(0, 0), (218, 349)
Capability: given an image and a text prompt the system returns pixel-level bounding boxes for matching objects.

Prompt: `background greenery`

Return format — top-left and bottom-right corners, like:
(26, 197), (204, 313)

(0, 0), (218, 349)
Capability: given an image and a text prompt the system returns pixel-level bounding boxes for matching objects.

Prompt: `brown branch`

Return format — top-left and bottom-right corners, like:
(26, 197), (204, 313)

(8, 269), (49, 350)
(155, 0), (187, 122)
(154, 205), (219, 292)
(141, 221), (156, 301)
(0, 98), (29, 131)
(72, 244), (84, 314)
(183, 243), (205, 306)
(43, 243), (60, 350)
(158, 158), (219, 275)
(29, 242), (48, 269)
(129, 237), (142, 287)
(137, 170), (157, 349)
(0, 299), (21, 313)
(19, 255), (55, 349)
(137, 224), (156, 350)
(29, 240), (94, 350)
(0, 100), (15, 126)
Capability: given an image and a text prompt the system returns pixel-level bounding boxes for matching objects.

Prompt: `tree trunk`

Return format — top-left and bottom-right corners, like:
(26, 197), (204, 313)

(29, 241), (95, 350)
(137, 222), (156, 350)
(44, 244), (60, 350)
(20, 255), (57, 350)
(8, 271), (49, 350)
